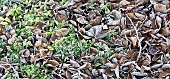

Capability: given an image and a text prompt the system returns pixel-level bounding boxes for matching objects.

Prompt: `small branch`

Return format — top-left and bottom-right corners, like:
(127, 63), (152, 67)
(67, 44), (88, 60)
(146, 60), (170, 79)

(125, 14), (142, 62)
(0, 63), (20, 66)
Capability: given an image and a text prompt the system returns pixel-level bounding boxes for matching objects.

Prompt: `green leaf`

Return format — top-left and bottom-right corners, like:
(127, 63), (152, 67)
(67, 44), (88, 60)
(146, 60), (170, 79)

(95, 63), (102, 67)
(6, 9), (15, 16)
(48, 46), (54, 51)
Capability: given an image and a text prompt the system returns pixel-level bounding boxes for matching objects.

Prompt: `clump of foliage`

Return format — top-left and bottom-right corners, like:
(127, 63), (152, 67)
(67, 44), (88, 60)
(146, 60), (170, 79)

(52, 27), (94, 59)
(4, 64), (50, 79)
(20, 64), (50, 79)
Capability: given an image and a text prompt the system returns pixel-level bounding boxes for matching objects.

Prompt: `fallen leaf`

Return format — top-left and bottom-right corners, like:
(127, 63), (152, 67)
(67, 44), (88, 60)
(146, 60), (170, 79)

(105, 63), (117, 68)
(77, 15), (87, 24)
(90, 47), (99, 55)
(119, 0), (130, 6)
(44, 60), (59, 67)
(129, 37), (137, 47)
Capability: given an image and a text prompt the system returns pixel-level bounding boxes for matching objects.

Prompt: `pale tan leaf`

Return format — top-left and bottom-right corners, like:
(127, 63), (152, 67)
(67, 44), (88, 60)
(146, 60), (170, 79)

(129, 37), (137, 47)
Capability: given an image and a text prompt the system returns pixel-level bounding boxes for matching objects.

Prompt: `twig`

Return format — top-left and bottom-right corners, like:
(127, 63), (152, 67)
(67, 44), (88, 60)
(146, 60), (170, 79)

(125, 14), (142, 62)
(0, 63), (20, 66)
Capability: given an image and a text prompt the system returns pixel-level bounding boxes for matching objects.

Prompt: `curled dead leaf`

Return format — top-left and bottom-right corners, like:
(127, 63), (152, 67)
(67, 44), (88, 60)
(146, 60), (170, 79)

(36, 21), (45, 29)
(129, 37), (137, 47)
(142, 60), (150, 66)
(51, 28), (69, 41)
(77, 15), (87, 24)
(69, 20), (77, 26)
(86, 25), (109, 39)
(56, 10), (67, 23)
(79, 28), (86, 34)
(119, 0), (130, 6)
(110, 10), (122, 19)
(19, 49), (30, 57)
(127, 13), (137, 19)
(35, 39), (42, 47)
(90, 47), (99, 55)
(105, 63), (117, 68)
(0, 61), (12, 70)
(44, 60), (59, 67)
(134, 13), (146, 20)
(56, 28), (69, 36)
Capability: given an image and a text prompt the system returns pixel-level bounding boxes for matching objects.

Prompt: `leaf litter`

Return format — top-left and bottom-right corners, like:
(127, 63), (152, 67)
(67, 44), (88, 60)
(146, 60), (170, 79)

(0, 0), (170, 78)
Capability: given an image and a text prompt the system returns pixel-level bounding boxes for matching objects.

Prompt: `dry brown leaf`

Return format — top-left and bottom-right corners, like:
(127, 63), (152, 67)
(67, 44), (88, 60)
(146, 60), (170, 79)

(127, 13), (137, 19)
(19, 49), (30, 57)
(35, 39), (42, 47)
(79, 28), (86, 34)
(119, 0), (130, 6)
(142, 60), (150, 66)
(121, 29), (135, 36)
(55, 28), (69, 37)
(51, 28), (69, 41)
(105, 63), (117, 68)
(77, 15), (87, 24)
(129, 37), (137, 47)
(132, 51), (139, 61)
(110, 10), (122, 19)
(126, 50), (133, 58)
(160, 28), (170, 36)
(69, 20), (77, 26)
(90, 47), (99, 55)
(90, 16), (102, 25)
(44, 60), (59, 67)
(134, 13), (146, 20)
(29, 55), (38, 63)
(0, 61), (12, 70)
(66, 70), (72, 79)
(56, 10), (67, 23)
(36, 21), (45, 29)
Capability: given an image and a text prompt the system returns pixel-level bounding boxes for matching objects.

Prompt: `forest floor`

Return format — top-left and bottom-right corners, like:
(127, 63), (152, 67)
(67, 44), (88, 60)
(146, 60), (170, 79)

(0, 0), (170, 79)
